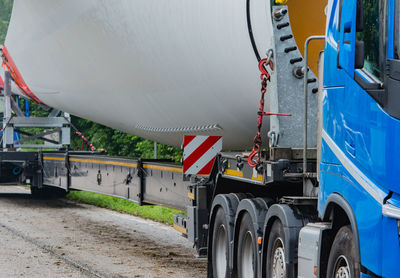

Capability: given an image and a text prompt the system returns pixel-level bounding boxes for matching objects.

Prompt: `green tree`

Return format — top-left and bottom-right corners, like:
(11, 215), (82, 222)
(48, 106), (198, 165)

(0, 0), (13, 44)
(69, 117), (182, 162)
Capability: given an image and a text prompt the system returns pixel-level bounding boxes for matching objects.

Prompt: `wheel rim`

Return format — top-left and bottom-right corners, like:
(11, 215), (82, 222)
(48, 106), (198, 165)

(215, 224), (228, 278)
(271, 237), (286, 278)
(239, 231), (255, 278)
(334, 255), (351, 278)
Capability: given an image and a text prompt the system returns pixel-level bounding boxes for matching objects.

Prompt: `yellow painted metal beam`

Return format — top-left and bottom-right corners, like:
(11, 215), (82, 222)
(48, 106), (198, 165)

(173, 224), (187, 234)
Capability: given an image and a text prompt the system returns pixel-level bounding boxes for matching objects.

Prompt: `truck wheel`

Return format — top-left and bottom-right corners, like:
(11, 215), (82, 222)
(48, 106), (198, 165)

(31, 186), (48, 198)
(237, 212), (257, 278)
(31, 186), (67, 199)
(327, 225), (360, 278)
(265, 219), (294, 278)
(212, 207), (230, 278)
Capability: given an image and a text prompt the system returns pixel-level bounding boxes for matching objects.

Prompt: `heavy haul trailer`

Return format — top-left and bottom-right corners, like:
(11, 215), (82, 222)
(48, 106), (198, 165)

(1, 1), (400, 278)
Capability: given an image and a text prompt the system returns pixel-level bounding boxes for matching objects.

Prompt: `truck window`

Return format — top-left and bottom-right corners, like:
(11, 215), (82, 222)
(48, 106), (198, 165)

(395, 0), (400, 59)
(356, 0), (383, 81)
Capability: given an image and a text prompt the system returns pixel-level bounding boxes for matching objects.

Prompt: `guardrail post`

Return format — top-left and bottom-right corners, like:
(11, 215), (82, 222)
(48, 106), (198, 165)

(137, 158), (145, 206)
(65, 151), (71, 190)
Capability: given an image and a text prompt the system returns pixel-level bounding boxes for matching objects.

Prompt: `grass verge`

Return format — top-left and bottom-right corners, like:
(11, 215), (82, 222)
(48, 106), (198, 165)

(67, 190), (184, 225)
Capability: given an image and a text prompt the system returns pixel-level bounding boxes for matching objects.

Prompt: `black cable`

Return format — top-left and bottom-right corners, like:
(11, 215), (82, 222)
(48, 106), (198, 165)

(246, 0), (261, 62)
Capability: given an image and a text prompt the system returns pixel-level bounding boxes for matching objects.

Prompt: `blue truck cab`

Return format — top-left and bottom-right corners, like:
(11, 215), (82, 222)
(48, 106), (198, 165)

(321, 0), (400, 276)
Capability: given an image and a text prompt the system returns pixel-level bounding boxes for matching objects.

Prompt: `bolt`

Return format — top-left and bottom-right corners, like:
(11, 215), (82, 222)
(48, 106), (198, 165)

(293, 66), (305, 79)
(273, 9), (287, 21)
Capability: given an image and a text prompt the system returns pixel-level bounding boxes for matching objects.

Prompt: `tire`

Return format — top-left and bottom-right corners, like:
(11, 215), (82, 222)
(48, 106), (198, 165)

(212, 207), (230, 278)
(326, 225), (360, 278)
(31, 186), (67, 199)
(237, 212), (257, 278)
(50, 187), (68, 198)
(265, 219), (295, 278)
(31, 186), (47, 198)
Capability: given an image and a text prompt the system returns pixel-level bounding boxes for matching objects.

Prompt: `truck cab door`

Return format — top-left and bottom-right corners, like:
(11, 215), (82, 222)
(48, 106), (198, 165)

(338, 0), (358, 77)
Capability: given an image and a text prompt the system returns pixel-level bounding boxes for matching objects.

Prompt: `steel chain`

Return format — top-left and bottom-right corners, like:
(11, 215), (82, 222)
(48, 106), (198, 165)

(248, 51), (274, 168)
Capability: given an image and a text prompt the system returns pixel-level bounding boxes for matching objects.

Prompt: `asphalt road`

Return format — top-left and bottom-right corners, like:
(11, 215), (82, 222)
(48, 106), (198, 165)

(0, 186), (206, 278)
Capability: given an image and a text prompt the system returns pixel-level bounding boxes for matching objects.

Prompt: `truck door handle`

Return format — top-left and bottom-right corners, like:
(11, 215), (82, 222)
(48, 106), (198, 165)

(345, 141), (356, 157)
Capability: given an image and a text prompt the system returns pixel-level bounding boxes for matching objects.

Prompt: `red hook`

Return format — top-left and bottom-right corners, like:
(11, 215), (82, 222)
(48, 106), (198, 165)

(258, 58), (274, 81)
(258, 59), (270, 80)
(248, 147), (260, 168)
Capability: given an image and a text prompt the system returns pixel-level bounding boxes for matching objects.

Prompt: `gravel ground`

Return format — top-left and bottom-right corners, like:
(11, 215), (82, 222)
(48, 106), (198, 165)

(0, 186), (206, 278)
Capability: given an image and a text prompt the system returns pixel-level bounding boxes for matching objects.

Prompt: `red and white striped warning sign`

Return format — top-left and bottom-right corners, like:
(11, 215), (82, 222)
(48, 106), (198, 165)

(183, 135), (223, 175)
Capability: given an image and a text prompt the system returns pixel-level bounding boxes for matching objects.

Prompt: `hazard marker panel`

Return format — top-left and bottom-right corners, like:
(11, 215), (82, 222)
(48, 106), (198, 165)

(183, 135), (223, 175)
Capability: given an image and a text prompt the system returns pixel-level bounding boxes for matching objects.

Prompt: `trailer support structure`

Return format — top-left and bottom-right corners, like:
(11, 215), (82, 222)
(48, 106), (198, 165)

(2, 71), (71, 150)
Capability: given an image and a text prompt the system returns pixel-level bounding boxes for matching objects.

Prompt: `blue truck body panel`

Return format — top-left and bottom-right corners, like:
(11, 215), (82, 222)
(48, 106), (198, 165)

(319, 0), (400, 276)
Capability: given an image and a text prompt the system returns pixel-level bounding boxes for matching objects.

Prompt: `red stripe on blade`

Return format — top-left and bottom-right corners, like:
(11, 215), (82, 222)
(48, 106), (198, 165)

(2, 45), (43, 104)
(183, 136), (221, 173)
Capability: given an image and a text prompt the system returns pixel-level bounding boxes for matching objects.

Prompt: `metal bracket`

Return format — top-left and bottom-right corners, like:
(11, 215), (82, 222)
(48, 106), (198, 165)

(270, 6), (320, 148)
(2, 70), (71, 150)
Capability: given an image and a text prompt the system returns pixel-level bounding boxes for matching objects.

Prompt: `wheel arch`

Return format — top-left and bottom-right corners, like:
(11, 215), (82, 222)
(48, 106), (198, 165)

(207, 193), (249, 277)
(261, 204), (305, 278)
(319, 193), (361, 278)
(233, 198), (272, 275)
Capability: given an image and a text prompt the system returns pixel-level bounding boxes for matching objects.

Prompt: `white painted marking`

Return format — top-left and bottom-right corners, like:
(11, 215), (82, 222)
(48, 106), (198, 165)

(322, 130), (384, 204)
(182, 136), (208, 159)
(185, 138), (222, 175)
